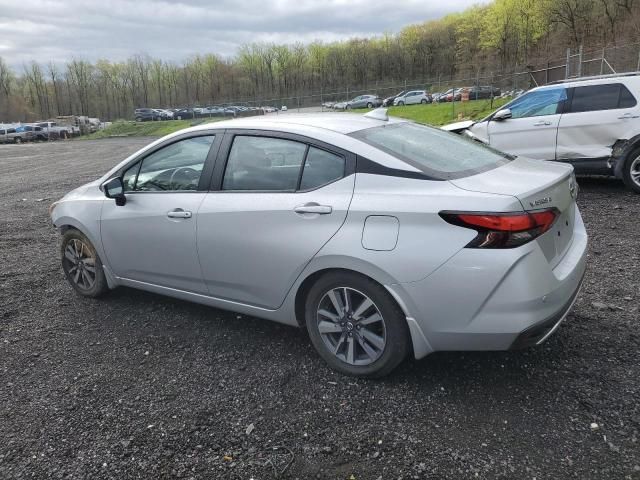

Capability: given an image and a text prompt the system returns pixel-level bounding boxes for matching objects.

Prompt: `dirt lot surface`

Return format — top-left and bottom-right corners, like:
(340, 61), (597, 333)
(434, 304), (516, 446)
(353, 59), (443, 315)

(1, 139), (639, 479)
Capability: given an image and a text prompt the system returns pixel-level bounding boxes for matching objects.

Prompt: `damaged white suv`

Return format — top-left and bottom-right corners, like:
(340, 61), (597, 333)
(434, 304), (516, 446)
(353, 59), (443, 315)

(445, 73), (640, 193)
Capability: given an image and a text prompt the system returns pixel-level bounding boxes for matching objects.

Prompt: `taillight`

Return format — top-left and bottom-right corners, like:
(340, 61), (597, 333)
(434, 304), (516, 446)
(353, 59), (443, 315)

(440, 209), (559, 249)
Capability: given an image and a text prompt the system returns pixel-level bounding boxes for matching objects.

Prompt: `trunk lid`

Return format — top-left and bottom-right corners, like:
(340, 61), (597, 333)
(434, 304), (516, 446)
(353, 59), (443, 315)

(449, 157), (578, 267)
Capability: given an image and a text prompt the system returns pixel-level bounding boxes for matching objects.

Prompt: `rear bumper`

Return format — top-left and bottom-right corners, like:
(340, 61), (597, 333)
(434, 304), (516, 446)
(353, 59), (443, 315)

(390, 208), (588, 358)
(509, 266), (585, 349)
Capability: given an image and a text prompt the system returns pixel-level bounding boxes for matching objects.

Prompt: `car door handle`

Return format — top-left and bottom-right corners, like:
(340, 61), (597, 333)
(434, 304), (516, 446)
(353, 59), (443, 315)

(533, 121), (551, 126)
(294, 203), (332, 215)
(167, 208), (192, 219)
(618, 113), (640, 119)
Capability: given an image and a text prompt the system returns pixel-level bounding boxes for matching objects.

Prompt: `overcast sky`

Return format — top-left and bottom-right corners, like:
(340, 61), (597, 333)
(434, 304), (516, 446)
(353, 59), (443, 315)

(0, 0), (485, 69)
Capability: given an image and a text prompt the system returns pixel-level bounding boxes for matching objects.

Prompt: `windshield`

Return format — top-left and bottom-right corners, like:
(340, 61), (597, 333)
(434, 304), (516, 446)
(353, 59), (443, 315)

(350, 122), (512, 179)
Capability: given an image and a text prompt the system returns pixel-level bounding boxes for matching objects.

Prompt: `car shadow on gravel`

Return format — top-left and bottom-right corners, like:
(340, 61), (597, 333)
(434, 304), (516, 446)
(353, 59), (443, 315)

(100, 285), (578, 389)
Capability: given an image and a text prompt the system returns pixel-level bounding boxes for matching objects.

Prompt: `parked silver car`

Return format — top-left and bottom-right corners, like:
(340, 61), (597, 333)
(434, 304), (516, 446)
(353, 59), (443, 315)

(50, 110), (587, 377)
(393, 90), (431, 106)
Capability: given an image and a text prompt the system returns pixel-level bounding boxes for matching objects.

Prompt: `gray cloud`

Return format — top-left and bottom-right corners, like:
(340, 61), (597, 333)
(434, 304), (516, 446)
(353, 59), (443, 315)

(0, 0), (486, 69)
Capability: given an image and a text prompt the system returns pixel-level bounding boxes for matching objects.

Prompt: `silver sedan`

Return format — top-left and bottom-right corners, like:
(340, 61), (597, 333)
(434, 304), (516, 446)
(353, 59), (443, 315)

(50, 110), (587, 377)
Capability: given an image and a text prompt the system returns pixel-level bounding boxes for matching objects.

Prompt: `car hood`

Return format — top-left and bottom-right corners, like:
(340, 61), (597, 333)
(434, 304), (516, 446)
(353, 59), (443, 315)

(441, 120), (475, 132)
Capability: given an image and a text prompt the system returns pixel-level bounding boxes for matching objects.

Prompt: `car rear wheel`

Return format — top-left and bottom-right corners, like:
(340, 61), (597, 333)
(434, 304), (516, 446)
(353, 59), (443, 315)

(366, 102), (373, 108)
(622, 148), (640, 193)
(421, 99), (427, 104)
(14, 137), (21, 144)
(61, 229), (109, 298)
(305, 271), (409, 378)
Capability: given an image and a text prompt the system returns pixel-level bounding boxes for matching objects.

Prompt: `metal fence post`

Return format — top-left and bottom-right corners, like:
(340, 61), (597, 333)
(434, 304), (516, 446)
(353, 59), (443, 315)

(566, 48), (571, 79)
(577, 45), (583, 77)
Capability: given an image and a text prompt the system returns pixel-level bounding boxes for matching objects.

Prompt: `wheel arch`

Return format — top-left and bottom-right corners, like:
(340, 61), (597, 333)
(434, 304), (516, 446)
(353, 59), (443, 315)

(53, 215), (118, 289)
(290, 260), (433, 359)
(613, 134), (640, 178)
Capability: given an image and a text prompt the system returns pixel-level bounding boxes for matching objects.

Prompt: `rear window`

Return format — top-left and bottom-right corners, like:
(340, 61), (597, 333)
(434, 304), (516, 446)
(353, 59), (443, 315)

(350, 123), (511, 179)
(568, 83), (637, 112)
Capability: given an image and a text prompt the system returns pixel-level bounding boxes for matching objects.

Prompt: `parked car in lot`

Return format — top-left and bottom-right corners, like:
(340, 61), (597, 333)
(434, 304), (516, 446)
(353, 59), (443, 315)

(36, 121), (75, 139)
(345, 95), (383, 109)
(50, 110), (587, 377)
(134, 108), (161, 122)
(443, 73), (640, 193)
(466, 85), (501, 100)
(0, 127), (27, 143)
(21, 125), (47, 141)
(173, 108), (196, 120)
(382, 91), (405, 107)
(393, 90), (431, 105)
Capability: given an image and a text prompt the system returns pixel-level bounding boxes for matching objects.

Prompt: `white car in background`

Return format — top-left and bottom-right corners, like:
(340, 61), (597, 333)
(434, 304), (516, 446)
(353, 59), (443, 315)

(393, 90), (431, 106)
(443, 73), (640, 193)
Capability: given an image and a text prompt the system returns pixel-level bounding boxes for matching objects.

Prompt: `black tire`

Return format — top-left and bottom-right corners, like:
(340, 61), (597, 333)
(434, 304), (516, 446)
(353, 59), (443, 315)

(420, 99), (427, 104)
(397, 101), (404, 106)
(366, 102), (373, 108)
(14, 137), (21, 144)
(61, 229), (109, 298)
(304, 271), (410, 378)
(346, 105), (352, 110)
(135, 117), (142, 122)
(622, 147), (640, 193)
(176, 115), (182, 120)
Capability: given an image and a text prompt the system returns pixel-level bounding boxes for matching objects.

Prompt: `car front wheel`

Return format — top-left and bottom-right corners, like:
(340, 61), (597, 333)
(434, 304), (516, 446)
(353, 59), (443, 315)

(397, 101), (404, 106)
(421, 99), (427, 104)
(305, 271), (409, 378)
(622, 148), (640, 193)
(61, 229), (109, 298)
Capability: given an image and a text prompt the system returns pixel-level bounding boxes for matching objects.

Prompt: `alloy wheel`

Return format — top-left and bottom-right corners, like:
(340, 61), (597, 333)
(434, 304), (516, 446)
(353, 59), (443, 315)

(630, 154), (640, 188)
(316, 287), (386, 366)
(63, 238), (97, 290)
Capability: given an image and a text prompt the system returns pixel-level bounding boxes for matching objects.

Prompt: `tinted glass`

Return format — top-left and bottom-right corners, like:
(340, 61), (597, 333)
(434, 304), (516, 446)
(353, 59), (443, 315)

(351, 123), (510, 179)
(222, 136), (306, 191)
(570, 84), (624, 112)
(300, 147), (345, 190)
(130, 136), (214, 192)
(507, 88), (566, 118)
(620, 85), (637, 108)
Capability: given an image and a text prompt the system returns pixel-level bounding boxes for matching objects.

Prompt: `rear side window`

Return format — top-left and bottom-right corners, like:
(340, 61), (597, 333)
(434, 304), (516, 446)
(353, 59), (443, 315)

(300, 147), (345, 190)
(568, 83), (637, 112)
(222, 136), (307, 191)
(351, 123), (511, 179)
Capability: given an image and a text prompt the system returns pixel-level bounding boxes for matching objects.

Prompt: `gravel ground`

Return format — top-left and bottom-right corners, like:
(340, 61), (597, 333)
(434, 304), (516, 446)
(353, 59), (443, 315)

(1, 139), (639, 480)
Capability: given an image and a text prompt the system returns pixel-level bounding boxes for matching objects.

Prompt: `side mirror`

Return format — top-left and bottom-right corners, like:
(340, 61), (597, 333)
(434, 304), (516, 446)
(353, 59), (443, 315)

(102, 177), (126, 206)
(493, 108), (512, 121)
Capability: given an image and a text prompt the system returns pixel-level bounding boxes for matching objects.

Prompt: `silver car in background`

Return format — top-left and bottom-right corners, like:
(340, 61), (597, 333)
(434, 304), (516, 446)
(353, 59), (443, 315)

(50, 110), (587, 377)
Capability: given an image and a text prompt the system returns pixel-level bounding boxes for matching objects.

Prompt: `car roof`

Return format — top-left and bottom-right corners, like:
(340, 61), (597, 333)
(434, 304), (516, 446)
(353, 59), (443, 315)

(188, 112), (408, 135)
(532, 72), (640, 91)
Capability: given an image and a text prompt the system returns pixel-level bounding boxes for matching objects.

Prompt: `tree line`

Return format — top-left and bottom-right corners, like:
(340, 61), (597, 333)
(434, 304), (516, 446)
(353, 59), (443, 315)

(1, 0), (639, 122)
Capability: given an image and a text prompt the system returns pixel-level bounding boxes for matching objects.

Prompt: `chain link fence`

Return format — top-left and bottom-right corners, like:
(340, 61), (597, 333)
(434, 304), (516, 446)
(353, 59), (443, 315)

(179, 42), (640, 125)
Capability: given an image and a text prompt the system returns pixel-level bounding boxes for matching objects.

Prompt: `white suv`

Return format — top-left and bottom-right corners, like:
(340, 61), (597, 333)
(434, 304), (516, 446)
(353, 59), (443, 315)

(394, 90), (430, 106)
(454, 73), (640, 193)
